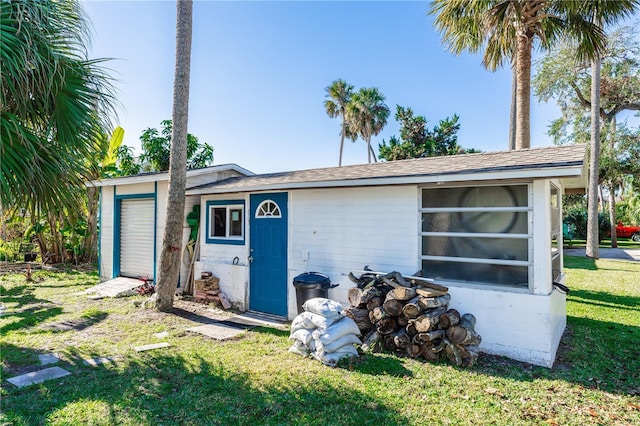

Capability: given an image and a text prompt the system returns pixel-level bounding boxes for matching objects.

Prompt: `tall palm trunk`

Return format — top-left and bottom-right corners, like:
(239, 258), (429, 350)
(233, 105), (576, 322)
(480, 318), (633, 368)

(509, 59), (517, 151)
(586, 51), (601, 259)
(515, 33), (532, 150)
(608, 115), (618, 248)
(339, 118), (346, 167)
(156, 0), (193, 311)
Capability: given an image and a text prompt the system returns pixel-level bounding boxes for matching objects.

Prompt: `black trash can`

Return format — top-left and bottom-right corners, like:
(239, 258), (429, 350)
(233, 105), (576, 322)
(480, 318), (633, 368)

(292, 272), (337, 314)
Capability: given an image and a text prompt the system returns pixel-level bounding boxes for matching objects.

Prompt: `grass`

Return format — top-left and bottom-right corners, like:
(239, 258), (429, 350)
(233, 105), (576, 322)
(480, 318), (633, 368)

(565, 238), (640, 249)
(1, 259), (639, 425)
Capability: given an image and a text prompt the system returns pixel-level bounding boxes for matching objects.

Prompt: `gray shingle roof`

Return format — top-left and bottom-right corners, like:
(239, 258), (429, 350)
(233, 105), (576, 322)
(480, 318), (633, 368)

(187, 144), (587, 194)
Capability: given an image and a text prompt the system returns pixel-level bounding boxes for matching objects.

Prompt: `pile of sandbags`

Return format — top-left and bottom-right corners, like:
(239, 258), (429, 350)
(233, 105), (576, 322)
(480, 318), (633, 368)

(288, 297), (362, 367)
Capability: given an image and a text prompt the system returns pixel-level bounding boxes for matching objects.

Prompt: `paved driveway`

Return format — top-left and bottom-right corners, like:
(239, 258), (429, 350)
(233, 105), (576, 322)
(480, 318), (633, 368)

(564, 247), (640, 262)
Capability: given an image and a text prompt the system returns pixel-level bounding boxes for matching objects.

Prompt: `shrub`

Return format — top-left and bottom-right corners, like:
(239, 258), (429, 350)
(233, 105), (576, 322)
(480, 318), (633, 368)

(564, 209), (610, 241)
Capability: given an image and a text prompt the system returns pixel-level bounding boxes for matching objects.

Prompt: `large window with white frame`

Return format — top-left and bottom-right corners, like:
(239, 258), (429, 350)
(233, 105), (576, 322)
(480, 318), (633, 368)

(206, 200), (244, 244)
(420, 184), (532, 288)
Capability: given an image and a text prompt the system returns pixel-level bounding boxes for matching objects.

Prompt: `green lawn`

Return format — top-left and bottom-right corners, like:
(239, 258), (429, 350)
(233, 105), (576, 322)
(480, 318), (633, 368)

(1, 259), (639, 425)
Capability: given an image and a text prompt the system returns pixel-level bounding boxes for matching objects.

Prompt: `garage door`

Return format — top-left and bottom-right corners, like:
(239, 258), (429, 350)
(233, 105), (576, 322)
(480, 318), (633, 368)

(120, 198), (155, 279)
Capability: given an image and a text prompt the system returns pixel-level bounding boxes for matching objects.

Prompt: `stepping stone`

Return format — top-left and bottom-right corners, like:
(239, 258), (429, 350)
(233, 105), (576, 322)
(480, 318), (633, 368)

(83, 356), (118, 366)
(154, 331), (169, 339)
(38, 353), (59, 366)
(186, 323), (248, 341)
(134, 342), (171, 352)
(7, 367), (71, 388)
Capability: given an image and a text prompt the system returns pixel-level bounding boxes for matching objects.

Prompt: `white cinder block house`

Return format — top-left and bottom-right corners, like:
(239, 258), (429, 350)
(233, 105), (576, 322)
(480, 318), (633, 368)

(94, 144), (587, 367)
(90, 164), (253, 288)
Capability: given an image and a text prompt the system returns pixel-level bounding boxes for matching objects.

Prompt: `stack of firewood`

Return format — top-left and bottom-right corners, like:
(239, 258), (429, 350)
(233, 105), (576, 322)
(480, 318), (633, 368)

(344, 270), (480, 367)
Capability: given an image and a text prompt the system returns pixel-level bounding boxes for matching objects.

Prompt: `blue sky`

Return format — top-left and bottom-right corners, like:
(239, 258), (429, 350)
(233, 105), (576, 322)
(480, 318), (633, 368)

(83, 1), (634, 174)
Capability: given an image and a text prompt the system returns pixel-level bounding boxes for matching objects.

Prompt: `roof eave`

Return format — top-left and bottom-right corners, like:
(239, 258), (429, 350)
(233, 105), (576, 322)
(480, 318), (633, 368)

(86, 163), (254, 188)
(185, 164), (585, 195)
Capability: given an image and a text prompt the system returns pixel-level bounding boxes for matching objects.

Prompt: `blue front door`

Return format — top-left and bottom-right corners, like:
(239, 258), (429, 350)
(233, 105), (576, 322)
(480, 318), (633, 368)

(249, 192), (288, 316)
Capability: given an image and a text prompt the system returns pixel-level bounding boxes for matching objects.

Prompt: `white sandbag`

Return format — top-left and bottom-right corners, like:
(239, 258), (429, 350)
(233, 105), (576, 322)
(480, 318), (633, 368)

(298, 311), (341, 330)
(290, 314), (314, 333)
(302, 298), (344, 320)
(316, 334), (362, 353)
(311, 347), (358, 367)
(288, 343), (310, 357)
(289, 328), (313, 345)
(312, 316), (361, 345)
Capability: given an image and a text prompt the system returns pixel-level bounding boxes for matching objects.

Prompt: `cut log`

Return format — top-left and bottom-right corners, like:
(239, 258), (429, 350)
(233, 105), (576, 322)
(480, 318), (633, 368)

(406, 343), (422, 358)
(382, 292), (404, 317)
(369, 306), (388, 323)
(414, 307), (447, 333)
(406, 319), (418, 336)
(417, 294), (451, 310)
(384, 335), (398, 352)
(420, 342), (439, 361)
(348, 287), (365, 307)
(412, 279), (448, 293)
(380, 276), (400, 289)
(376, 317), (397, 335)
(445, 313), (480, 345)
(445, 342), (463, 366)
(390, 272), (411, 288)
(458, 344), (480, 367)
(344, 306), (373, 334)
(414, 330), (445, 345)
(415, 288), (449, 298)
(391, 286), (416, 301)
(396, 314), (409, 327)
(459, 313), (476, 331)
(439, 308), (461, 329)
(401, 296), (422, 319)
(366, 296), (383, 311)
(393, 330), (411, 349)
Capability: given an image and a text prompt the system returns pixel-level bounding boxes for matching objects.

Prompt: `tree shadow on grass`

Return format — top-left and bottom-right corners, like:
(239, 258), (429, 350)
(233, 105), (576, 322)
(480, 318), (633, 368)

(2, 350), (411, 426)
(569, 288), (640, 311)
(0, 283), (64, 334)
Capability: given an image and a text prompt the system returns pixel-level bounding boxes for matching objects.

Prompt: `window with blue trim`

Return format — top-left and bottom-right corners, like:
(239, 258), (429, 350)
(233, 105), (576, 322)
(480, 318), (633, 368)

(206, 200), (245, 244)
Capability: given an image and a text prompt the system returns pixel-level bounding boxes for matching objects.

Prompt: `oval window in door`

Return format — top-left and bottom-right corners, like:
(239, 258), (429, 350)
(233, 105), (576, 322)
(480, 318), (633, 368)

(255, 200), (282, 218)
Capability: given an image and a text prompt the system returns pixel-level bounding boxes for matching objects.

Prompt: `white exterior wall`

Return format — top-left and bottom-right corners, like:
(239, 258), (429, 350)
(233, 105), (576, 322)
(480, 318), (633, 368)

(447, 286), (565, 367)
(98, 180), (197, 290)
(195, 193), (250, 310)
(287, 186), (419, 318)
(98, 186), (114, 280)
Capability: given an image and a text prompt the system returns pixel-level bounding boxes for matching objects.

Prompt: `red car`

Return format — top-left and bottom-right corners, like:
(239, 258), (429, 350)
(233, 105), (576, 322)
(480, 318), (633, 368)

(615, 223), (640, 242)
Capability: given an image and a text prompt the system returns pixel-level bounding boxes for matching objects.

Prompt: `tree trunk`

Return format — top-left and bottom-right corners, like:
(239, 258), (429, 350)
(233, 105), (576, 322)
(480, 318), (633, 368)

(84, 185), (98, 263)
(586, 52), (601, 259)
(515, 32), (532, 150)
(609, 184), (617, 248)
(509, 58), (517, 151)
(608, 115), (618, 248)
(339, 117), (346, 166)
(156, 0), (193, 311)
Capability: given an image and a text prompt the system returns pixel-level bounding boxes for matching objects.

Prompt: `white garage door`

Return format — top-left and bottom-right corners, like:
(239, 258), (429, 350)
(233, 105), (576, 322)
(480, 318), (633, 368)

(120, 198), (155, 279)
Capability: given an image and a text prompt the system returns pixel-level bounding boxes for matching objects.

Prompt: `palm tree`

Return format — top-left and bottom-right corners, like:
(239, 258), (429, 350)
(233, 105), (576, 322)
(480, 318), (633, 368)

(346, 87), (390, 163)
(324, 79), (354, 166)
(1, 0), (116, 217)
(429, 0), (608, 150)
(155, 0), (193, 311)
(583, 1), (639, 258)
